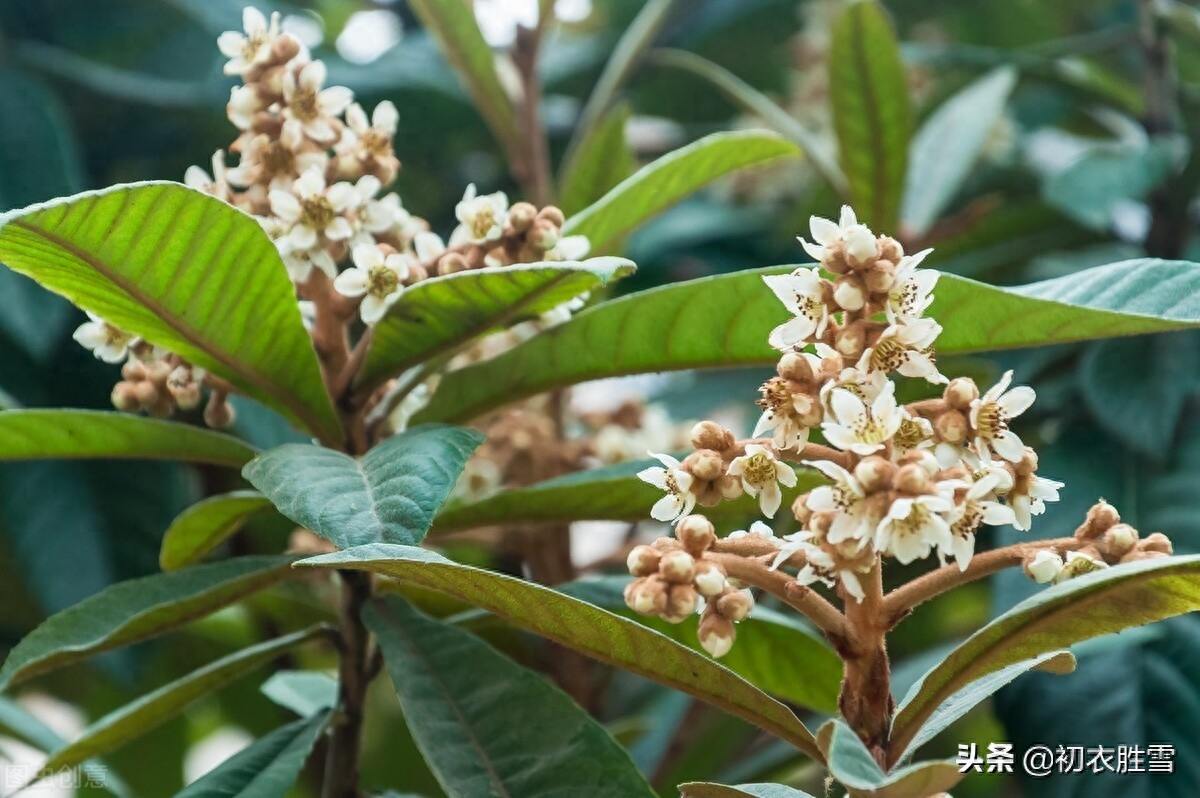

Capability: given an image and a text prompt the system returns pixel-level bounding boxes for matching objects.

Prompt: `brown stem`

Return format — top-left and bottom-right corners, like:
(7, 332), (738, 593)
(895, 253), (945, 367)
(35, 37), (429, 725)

(706, 552), (848, 644)
(512, 25), (553, 205)
(322, 570), (373, 798)
(332, 328), (373, 403)
(838, 560), (892, 767)
(881, 537), (1081, 628)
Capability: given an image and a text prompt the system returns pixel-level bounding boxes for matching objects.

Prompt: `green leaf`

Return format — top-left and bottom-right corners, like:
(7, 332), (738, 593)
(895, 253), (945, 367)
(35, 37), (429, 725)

(558, 103), (638, 217)
(243, 425), (484, 549)
(0, 697), (131, 797)
(888, 554), (1200, 767)
(0, 67), (84, 210)
(825, 721), (962, 797)
(414, 259), (1200, 423)
(829, 0), (912, 230)
(297, 544), (821, 760)
(31, 626), (325, 786)
(0, 182), (341, 444)
(680, 784), (817, 798)
(561, 131), (800, 253)
(357, 258), (635, 392)
(0, 410), (258, 467)
(891, 650), (1075, 763)
(366, 595), (656, 797)
(177, 712), (329, 798)
(406, 0), (519, 158)
(431, 459), (823, 534)
(557, 576), (842, 714)
(0, 555), (295, 691)
(261, 670), (338, 719)
(158, 491), (276, 570)
(647, 49), (846, 194)
(901, 67), (1018, 236)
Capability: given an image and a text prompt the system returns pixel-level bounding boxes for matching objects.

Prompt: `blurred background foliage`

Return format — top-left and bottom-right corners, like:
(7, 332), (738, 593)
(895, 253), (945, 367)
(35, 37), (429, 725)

(2, 0), (1200, 795)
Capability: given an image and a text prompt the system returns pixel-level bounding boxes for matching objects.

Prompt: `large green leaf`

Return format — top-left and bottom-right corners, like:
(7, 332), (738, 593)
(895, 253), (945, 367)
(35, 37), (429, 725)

(561, 131), (800, 253)
(647, 49), (846, 193)
(297, 545), (820, 759)
(558, 102), (638, 217)
(366, 595), (656, 797)
(0, 699), (130, 797)
(31, 627), (325, 786)
(176, 712), (329, 798)
(889, 555), (1200, 766)
(0, 182), (341, 444)
(680, 784), (817, 798)
(357, 258), (634, 392)
(0, 555), (295, 690)
(0, 410), (257, 467)
(243, 425), (484, 549)
(260, 670), (338, 719)
(431, 459), (822, 534)
(406, 0), (518, 158)
(558, 576), (842, 714)
(824, 721), (962, 797)
(414, 259), (1200, 423)
(891, 650), (1075, 764)
(901, 67), (1018, 236)
(158, 491), (276, 570)
(829, 0), (911, 230)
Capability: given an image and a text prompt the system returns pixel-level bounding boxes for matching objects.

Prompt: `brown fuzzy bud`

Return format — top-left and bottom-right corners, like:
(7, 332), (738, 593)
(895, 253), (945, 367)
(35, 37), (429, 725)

(1075, 501), (1120, 541)
(715, 589), (754, 622)
(626, 545), (661, 577)
(625, 577), (668, 616)
(717, 474), (744, 500)
(943, 378), (979, 410)
(508, 202), (537, 232)
(935, 410), (969, 444)
(698, 612), (735, 658)
(528, 218), (559, 251)
(170, 383), (203, 411)
(832, 277), (865, 312)
(1140, 532), (1174, 555)
(536, 205), (566, 227)
(272, 33), (303, 63)
(863, 262), (896, 293)
(777, 352), (815, 383)
(1102, 523), (1138, 559)
(659, 550), (697, 584)
(121, 360), (148, 382)
(111, 383), (141, 412)
(663, 584), (699, 622)
(133, 380), (160, 406)
(895, 463), (929, 495)
(792, 495), (812, 524)
(437, 252), (470, 275)
(835, 321), (868, 357)
(695, 481), (725, 506)
(677, 515), (716, 556)
(693, 560), (727, 597)
(854, 456), (894, 493)
(144, 396), (174, 419)
(690, 420), (734, 452)
(203, 394), (236, 429)
(684, 449), (725, 482)
(878, 237), (904, 262)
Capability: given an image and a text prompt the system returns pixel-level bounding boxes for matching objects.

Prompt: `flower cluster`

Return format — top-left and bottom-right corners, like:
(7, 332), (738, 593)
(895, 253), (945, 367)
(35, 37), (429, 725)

(1023, 501), (1172, 584)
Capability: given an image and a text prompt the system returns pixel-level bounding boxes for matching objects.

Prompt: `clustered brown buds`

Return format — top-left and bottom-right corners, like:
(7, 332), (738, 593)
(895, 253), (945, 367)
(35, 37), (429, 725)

(1022, 501), (1173, 585)
(109, 349), (223, 424)
(624, 515), (754, 658)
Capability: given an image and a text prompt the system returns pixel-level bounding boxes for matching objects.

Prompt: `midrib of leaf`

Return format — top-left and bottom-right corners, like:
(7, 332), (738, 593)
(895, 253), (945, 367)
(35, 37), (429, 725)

(374, 606), (510, 796)
(12, 218), (335, 443)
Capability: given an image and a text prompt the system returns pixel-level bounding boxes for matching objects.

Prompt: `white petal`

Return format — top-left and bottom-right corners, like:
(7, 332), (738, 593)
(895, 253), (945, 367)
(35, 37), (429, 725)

(289, 225), (318, 251)
(326, 182), (355, 211)
(352, 243), (383, 270)
(346, 103), (369, 133)
(243, 6), (267, 34)
(414, 232), (445, 261)
(360, 294), (389, 324)
(651, 494), (683, 522)
(809, 215), (840, 246)
(776, 463), (798, 487)
(319, 86), (355, 116)
(300, 60), (327, 91)
(268, 190), (301, 222)
(325, 217), (354, 241)
(991, 430), (1026, 462)
(333, 269), (369, 297)
(636, 467), (668, 491)
(759, 482), (783, 518)
(838, 205), (858, 228)
(72, 322), (108, 350)
(373, 100), (399, 133)
(998, 385), (1036, 418)
(217, 32), (245, 59)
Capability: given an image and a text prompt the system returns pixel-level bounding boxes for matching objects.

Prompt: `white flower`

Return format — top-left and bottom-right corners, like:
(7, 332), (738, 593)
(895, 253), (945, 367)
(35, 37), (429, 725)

(726, 444), (797, 518)
(454, 184), (508, 243)
(803, 460), (875, 547)
(821, 382), (903, 455)
(282, 61), (355, 142)
(798, 205), (878, 266)
(1056, 550), (1108, 583)
(73, 312), (137, 363)
(943, 472), (1017, 570)
(1008, 472), (1064, 532)
(857, 318), (946, 384)
(887, 249), (937, 322)
(727, 520), (777, 541)
(226, 84), (262, 130)
(1026, 550), (1064, 584)
(414, 231), (447, 263)
(763, 267), (829, 350)
(269, 168), (355, 280)
(545, 234), (590, 262)
(874, 493), (955, 565)
(184, 150), (231, 200)
(334, 244), (411, 324)
(637, 452), (696, 524)
(227, 122), (326, 190)
(344, 100), (399, 153)
(970, 370), (1036, 462)
(217, 7), (281, 76)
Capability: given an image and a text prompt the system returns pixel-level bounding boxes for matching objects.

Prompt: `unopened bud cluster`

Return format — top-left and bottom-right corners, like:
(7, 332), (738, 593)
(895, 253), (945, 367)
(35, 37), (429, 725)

(624, 515), (753, 658)
(1023, 501), (1173, 584)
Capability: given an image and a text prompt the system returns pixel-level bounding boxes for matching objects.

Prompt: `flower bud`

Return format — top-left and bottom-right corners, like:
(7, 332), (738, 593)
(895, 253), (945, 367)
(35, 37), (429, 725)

(170, 383), (203, 411)
(698, 612), (735, 658)
(508, 202), (537, 231)
(1075, 501), (1120, 540)
(878, 237), (904, 262)
(863, 263), (896, 293)
(715, 589), (754, 622)
(833, 278), (865, 312)
(625, 577), (668, 616)
(662, 584), (699, 622)
(835, 323), (867, 357)
(844, 227), (878, 265)
(690, 420), (734, 452)
(693, 561), (727, 597)
(529, 218), (559, 251)
(776, 352), (814, 383)
(626, 545), (661, 577)
(717, 474), (744, 500)
(1140, 532), (1174, 555)
(1102, 523), (1138, 559)
(683, 449), (725, 482)
(437, 252), (470, 275)
(111, 383), (141, 412)
(934, 410), (968, 444)
(943, 378), (979, 409)
(897, 449), (940, 476)
(677, 514), (716, 556)
(1057, 550), (1107, 582)
(659, 550), (696, 584)
(895, 463), (929, 495)
(121, 360), (148, 382)
(1023, 549), (1063, 584)
(854, 457), (894, 492)
(204, 394), (236, 429)
(536, 205), (566, 227)
(791, 494), (812, 524)
(272, 33), (303, 63)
